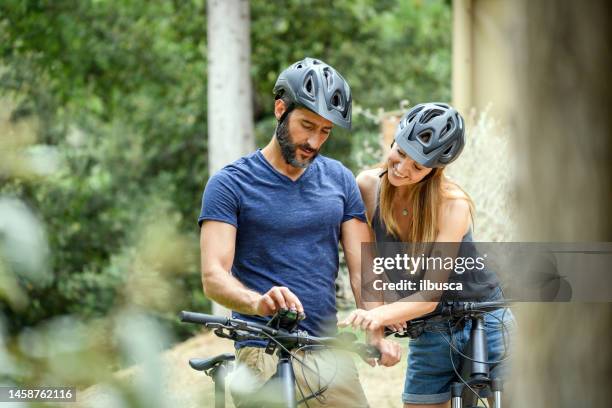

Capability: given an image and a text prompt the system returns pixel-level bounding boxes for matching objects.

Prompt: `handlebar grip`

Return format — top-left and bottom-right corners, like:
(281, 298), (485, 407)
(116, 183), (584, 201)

(179, 311), (229, 326)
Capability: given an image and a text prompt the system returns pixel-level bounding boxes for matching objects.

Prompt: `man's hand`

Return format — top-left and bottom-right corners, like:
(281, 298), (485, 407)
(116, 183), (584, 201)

(371, 337), (402, 367)
(339, 308), (402, 367)
(254, 286), (304, 316)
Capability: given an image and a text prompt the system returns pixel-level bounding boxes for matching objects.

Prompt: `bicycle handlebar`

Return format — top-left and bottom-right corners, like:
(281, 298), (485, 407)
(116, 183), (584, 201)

(179, 310), (381, 359)
(429, 300), (512, 319)
(385, 299), (512, 338)
(180, 311), (229, 326)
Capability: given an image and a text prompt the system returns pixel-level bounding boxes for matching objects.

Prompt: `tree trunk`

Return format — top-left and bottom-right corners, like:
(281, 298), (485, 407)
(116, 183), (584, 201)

(510, 0), (612, 406)
(207, 0), (254, 316)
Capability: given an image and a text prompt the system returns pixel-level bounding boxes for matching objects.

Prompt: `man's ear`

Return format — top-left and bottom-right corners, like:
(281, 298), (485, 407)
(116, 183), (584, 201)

(274, 99), (287, 120)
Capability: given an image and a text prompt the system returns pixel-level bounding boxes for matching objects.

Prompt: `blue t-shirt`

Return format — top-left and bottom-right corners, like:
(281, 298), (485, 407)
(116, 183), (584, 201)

(198, 149), (366, 348)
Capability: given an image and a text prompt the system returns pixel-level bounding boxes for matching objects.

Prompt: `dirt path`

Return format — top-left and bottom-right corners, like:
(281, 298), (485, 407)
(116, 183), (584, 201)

(78, 331), (409, 407)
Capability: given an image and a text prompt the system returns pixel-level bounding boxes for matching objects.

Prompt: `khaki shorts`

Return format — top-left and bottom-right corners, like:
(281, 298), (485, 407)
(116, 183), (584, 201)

(229, 346), (369, 408)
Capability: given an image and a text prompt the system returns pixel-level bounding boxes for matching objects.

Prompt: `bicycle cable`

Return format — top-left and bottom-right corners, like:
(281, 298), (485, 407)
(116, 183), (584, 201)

(258, 330), (339, 406)
(447, 337), (489, 408)
(259, 331), (320, 404)
(436, 307), (513, 407)
(457, 309), (512, 363)
(258, 330), (322, 378)
(433, 309), (512, 365)
(296, 345), (326, 407)
(295, 344), (340, 406)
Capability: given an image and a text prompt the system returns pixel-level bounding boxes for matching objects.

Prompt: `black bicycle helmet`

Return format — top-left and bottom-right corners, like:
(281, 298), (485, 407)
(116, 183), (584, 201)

(394, 103), (465, 168)
(273, 57), (352, 129)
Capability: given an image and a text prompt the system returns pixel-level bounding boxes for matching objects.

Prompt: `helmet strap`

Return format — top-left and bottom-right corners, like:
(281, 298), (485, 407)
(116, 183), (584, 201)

(277, 102), (295, 125)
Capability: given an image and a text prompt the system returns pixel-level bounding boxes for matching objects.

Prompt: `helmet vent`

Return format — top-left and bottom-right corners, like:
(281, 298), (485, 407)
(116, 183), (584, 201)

(417, 132), (431, 144)
(440, 121), (452, 137)
(331, 91), (343, 109)
(304, 75), (314, 96)
(323, 68), (333, 89)
(296, 64), (303, 69)
(407, 106), (424, 124)
(313, 59), (321, 65)
(420, 109), (444, 124)
(443, 143), (454, 156)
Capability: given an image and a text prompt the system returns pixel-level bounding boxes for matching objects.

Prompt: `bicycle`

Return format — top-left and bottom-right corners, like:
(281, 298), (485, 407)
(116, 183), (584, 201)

(386, 300), (513, 408)
(180, 308), (381, 408)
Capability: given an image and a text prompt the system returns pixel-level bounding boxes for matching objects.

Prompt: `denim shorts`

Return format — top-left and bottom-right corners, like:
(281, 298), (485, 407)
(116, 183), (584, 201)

(402, 289), (516, 405)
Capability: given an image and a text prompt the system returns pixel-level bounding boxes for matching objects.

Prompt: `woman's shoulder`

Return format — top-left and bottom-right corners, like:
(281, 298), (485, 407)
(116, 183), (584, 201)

(438, 179), (473, 235)
(441, 179), (470, 202)
(356, 168), (381, 193)
(356, 168), (381, 218)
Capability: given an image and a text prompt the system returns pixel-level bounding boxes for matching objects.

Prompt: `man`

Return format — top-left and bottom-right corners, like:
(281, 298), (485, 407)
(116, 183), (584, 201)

(198, 57), (401, 407)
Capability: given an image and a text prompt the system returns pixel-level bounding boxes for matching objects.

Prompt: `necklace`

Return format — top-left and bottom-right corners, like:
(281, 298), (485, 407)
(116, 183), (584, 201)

(402, 208), (409, 216)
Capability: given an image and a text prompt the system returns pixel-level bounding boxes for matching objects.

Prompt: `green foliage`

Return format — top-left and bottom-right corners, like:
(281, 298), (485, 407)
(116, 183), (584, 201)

(251, 0), (451, 113)
(1, 0), (208, 334)
(0, 0), (450, 339)
(251, 0), (451, 168)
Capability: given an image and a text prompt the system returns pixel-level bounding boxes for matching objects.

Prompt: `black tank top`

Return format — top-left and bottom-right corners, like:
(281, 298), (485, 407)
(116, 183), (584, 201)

(370, 180), (499, 302)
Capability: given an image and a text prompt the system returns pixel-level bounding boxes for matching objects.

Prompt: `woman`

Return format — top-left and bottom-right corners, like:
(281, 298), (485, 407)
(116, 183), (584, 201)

(340, 103), (514, 407)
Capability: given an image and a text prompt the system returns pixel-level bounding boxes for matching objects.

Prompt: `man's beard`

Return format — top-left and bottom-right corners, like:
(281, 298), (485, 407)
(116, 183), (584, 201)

(275, 118), (319, 169)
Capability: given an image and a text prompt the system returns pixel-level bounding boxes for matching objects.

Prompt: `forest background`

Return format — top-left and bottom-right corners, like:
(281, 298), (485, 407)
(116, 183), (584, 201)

(0, 0), (451, 351)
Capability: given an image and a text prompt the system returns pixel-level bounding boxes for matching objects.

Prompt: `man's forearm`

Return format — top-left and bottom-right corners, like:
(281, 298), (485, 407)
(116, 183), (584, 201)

(202, 266), (261, 315)
(348, 270), (362, 308)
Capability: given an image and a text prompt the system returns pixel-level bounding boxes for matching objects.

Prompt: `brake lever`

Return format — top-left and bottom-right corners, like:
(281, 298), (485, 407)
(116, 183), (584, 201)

(385, 320), (427, 338)
(383, 324), (414, 338)
(205, 322), (231, 330)
(213, 327), (238, 341)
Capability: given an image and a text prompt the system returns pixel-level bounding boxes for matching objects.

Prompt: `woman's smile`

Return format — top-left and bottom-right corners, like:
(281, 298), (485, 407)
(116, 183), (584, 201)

(391, 163), (409, 179)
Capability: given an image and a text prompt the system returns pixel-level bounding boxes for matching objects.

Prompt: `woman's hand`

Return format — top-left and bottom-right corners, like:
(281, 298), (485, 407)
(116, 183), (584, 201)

(339, 308), (385, 331)
(388, 321), (408, 333)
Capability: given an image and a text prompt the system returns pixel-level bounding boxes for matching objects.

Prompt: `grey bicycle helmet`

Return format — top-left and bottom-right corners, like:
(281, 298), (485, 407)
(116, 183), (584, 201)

(273, 57), (352, 129)
(394, 103), (465, 168)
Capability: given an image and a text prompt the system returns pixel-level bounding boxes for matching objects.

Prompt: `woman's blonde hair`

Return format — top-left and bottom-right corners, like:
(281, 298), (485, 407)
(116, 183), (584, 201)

(377, 161), (475, 243)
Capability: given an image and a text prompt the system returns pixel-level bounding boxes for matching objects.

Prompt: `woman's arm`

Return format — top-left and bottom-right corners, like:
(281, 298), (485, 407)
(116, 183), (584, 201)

(340, 197), (472, 330)
(342, 171), (402, 367)
(355, 169), (385, 310)
(356, 169), (379, 223)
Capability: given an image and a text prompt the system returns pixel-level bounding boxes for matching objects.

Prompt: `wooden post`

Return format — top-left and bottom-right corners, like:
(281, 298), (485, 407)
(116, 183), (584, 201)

(207, 0), (254, 316)
(452, 0), (473, 115)
(511, 0), (612, 406)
